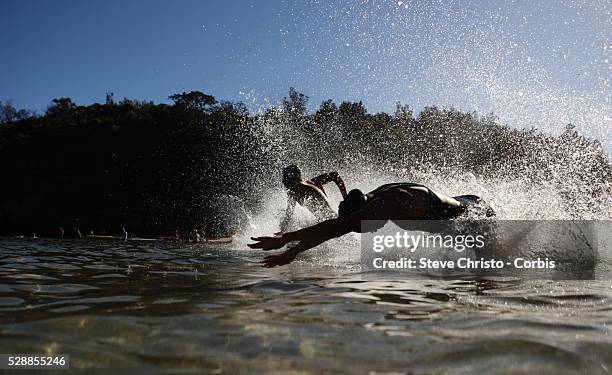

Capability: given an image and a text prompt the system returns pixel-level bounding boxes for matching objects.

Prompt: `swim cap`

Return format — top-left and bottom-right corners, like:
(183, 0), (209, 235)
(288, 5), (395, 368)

(282, 164), (302, 187)
(338, 189), (367, 217)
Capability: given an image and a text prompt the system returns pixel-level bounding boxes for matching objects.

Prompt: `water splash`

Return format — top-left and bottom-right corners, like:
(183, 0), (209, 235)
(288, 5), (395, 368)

(228, 1), (612, 250)
(275, 0), (610, 152)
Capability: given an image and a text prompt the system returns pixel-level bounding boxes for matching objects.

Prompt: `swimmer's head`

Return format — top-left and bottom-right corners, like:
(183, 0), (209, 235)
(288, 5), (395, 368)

(282, 164), (302, 188)
(338, 189), (367, 217)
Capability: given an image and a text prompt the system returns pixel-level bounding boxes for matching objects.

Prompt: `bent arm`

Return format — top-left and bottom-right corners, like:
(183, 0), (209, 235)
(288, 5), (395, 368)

(310, 172), (348, 199)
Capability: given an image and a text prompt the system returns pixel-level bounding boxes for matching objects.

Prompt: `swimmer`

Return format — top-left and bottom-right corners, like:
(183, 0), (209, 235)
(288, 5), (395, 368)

(279, 164), (348, 233)
(250, 182), (494, 267)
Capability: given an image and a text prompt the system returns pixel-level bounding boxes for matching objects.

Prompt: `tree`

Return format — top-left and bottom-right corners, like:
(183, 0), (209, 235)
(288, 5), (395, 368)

(0, 100), (34, 123)
(0, 88), (609, 239)
(394, 102), (413, 122)
(338, 101), (366, 117)
(282, 87), (308, 116)
(216, 100), (249, 117)
(316, 99), (337, 117)
(46, 98), (77, 116)
(169, 91), (217, 112)
(106, 92), (115, 105)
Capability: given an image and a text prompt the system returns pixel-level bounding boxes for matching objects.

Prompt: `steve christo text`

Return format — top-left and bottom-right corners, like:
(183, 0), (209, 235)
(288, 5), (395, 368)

(372, 257), (556, 270)
(369, 231), (556, 270)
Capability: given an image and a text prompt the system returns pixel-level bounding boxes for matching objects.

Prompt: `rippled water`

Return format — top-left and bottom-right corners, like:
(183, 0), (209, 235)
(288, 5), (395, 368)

(1, 238), (611, 373)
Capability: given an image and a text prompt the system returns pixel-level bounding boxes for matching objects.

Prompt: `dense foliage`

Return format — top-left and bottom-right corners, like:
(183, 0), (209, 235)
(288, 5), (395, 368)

(0, 89), (609, 237)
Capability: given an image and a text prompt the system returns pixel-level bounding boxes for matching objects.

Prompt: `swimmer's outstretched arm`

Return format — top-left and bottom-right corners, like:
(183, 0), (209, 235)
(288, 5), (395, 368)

(260, 238), (327, 267)
(249, 215), (357, 251)
(250, 198), (384, 267)
(251, 217), (356, 267)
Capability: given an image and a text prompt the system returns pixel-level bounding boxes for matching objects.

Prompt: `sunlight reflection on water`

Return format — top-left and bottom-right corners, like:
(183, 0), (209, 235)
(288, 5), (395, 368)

(0, 238), (611, 373)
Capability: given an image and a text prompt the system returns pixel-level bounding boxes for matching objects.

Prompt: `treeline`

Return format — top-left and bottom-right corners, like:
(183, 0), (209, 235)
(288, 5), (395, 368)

(0, 89), (609, 237)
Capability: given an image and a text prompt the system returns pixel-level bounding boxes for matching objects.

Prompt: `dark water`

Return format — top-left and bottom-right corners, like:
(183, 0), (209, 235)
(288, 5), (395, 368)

(1, 238), (611, 373)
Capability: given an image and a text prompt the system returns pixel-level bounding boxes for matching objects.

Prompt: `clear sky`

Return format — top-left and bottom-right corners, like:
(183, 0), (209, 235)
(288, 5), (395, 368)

(1, 0), (610, 148)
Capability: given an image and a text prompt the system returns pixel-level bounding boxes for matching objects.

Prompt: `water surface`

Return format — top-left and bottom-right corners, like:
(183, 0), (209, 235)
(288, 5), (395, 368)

(0, 239), (611, 373)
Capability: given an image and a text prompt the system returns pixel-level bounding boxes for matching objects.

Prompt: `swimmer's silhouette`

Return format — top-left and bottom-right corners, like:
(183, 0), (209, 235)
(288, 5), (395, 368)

(250, 182), (494, 267)
(278, 164), (348, 233)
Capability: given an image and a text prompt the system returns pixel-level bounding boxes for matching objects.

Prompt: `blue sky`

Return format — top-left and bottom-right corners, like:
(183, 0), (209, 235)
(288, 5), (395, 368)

(1, 0), (610, 148)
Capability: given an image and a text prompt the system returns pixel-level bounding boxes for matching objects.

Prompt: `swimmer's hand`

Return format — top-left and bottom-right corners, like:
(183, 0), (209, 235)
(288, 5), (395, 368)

(260, 248), (298, 268)
(259, 239), (325, 267)
(248, 234), (288, 251)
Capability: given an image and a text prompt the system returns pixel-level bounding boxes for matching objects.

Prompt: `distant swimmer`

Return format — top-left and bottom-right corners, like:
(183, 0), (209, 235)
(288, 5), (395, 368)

(120, 227), (128, 241)
(172, 229), (182, 243)
(279, 164), (348, 233)
(198, 228), (207, 243)
(250, 182), (495, 267)
(74, 226), (82, 239)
